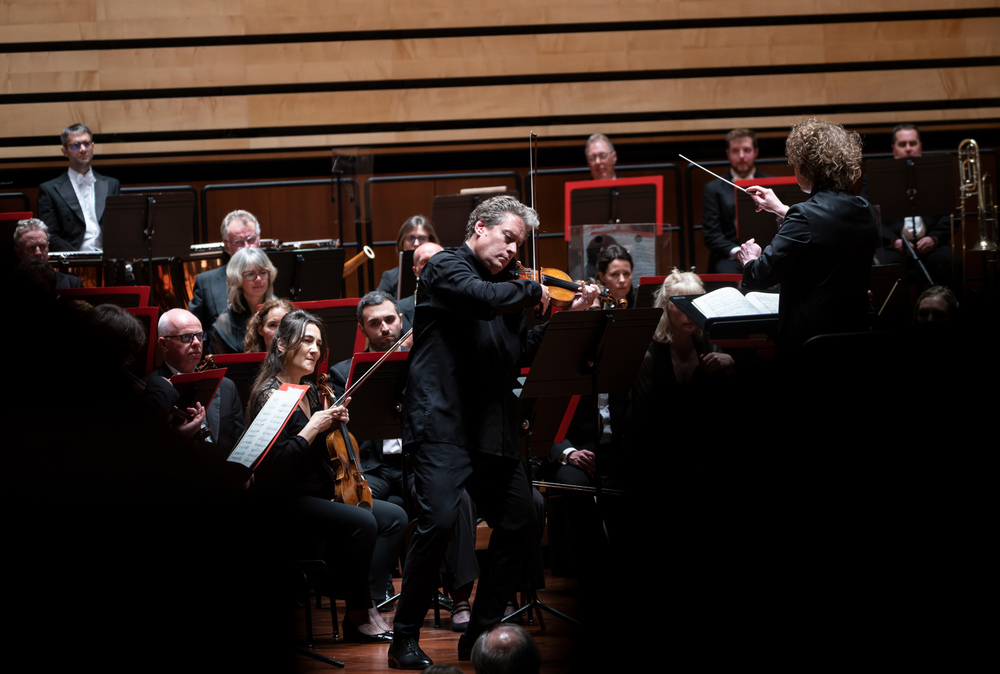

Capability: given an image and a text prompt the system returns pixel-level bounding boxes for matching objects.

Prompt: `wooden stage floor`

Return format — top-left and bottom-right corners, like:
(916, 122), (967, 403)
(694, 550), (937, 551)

(296, 573), (583, 673)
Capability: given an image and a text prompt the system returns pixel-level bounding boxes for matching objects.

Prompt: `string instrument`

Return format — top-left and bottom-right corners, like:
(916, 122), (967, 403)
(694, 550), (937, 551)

(317, 373), (374, 510)
(514, 262), (627, 309)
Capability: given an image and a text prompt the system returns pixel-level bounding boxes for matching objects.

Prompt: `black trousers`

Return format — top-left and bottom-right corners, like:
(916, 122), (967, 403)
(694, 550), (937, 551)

(392, 442), (536, 641)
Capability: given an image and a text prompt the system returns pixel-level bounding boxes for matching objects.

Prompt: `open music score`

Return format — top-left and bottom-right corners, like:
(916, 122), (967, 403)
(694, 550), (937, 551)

(227, 384), (307, 470)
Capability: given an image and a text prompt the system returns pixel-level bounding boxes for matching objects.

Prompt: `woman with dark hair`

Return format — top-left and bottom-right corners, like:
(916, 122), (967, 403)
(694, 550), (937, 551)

(211, 247), (277, 354)
(377, 215), (439, 296)
(739, 118), (878, 352)
(594, 244), (635, 308)
(246, 310), (406, 642)
(244, 298), (295, 353)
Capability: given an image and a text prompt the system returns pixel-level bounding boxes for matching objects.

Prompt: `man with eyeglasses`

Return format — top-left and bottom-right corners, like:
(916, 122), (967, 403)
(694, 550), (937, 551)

(188, 209), (263, 343)
(585, 133), (617, 181)
(149, 308), (244, 453)
(37, 123), (121, 253)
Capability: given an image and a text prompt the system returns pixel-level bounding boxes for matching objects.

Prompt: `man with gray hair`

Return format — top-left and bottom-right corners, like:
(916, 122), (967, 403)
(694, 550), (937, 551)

(37, 123), (121, 252)
(12, 218), (82, 288)
(188, 209), (262, 340)
(388, 196), (598, 669)
(471, 624), (541, 674)
(585, 133), (617, 181)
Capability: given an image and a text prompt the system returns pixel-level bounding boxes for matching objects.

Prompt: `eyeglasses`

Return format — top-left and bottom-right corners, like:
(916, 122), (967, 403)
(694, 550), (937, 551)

(227, 235), (258, 248)
(65, 141), (93, 152)
(587, 151), (611, 162)
(243, 269), (270, 281)
(164, 331), (205, 344)
(405, 235), (429, 246)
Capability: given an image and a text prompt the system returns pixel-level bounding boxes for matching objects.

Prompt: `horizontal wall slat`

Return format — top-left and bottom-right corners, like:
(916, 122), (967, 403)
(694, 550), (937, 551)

(2, 0), (997, 44)
(2, 19), (998, 98)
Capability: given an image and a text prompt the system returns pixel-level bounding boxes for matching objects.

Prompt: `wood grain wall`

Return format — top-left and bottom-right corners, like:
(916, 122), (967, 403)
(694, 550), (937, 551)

(3, 0), (998, 159)
(2, 1), (998, 285)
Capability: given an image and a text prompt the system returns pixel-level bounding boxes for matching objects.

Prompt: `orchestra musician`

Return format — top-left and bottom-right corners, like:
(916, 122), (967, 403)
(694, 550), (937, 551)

(739, 118), (877, 353)
(189, 209), (263, 340)
(211, 247), (278, 354)
(593, 244), (634, 308)
(378, 215), (440, 298)
(244, 298), (295, 352)
(246, 309), (406, 642)
(388, 195), (598, 669)
(37, 123), (121, 253)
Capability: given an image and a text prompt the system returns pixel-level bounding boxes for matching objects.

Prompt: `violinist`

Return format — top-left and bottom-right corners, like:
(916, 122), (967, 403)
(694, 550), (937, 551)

(330, 290), (480, 630)
(150, 309), (244, 453)
(244, 298), (295, 352)
(389, 195), (598, 668)
(594, 244), (635, 308)
(246, 309), (406, 642)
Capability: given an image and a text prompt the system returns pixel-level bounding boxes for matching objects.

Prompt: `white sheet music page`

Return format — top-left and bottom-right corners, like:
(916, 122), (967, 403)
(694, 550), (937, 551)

(691, 287), (779, 318)
(227, 384), (307, 469)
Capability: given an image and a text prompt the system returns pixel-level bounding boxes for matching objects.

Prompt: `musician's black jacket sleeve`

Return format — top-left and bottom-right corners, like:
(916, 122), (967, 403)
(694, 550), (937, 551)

(402, 244), (544, 459)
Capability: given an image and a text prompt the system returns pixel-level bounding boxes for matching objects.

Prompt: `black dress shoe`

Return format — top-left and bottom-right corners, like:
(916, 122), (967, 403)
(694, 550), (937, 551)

(342, 618), (393, 643)
(388, 638), (432, 670)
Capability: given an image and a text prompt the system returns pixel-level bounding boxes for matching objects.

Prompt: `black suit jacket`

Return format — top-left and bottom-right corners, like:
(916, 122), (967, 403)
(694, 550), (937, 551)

(402, 244), (544, 458)
(741, 187), (878, 352)
(702, 169), (769, 265)
(149, 364), (245, 453)
(54, 272), (83, 289)
(37, 170), (121, 251)
(188, 264), (230, 332)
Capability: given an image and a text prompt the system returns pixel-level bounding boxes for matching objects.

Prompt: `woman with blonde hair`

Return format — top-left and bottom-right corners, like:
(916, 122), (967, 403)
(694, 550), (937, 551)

(211, 247), (277, 353)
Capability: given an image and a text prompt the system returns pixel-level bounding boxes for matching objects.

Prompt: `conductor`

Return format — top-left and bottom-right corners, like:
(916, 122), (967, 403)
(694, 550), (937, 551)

(388, 195), (597, 669)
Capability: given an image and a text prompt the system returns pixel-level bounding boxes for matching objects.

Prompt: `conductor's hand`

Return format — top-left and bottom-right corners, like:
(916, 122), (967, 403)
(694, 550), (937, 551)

(567, 449), (596, 478)
(737, 238), (762, 267)
(568, 283), (601, 311)
(746, 186), (789, 218)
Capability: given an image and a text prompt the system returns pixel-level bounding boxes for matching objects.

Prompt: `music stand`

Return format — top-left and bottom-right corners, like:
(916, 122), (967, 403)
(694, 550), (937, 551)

(432, 192), (519, 247)
(268, 247), (346, 301)
(671, 293), (778, 341)
(393, 249), (416, 300)
(342, 351), (409, 443)
(206, 353), (266, 414)
(104, 193), (196, 286)
(293, 299), (365, 368)
(511, 308), (660, 627)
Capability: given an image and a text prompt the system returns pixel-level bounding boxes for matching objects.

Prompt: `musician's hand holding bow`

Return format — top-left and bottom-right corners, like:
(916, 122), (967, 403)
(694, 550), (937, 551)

(746, 186), (789, 218)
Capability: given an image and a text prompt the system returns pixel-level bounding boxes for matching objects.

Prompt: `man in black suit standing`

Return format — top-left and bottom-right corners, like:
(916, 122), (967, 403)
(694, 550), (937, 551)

(187, 210), (262, 341)
(150, 308), (244, 453)
(37, 123), (121, 252)
(12, 218), (83, 289)
(702, 128), (769, 273)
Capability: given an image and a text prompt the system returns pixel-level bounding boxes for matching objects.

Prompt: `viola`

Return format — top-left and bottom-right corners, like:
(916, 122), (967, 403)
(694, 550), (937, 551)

(317, 374), (373, 510)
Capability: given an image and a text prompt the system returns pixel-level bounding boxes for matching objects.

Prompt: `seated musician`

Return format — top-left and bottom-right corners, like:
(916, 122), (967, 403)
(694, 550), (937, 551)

(211, 247), (278, 354)
(247, 309), (406, 641)
(377, 215), (440, 298)
(330, 290), (478, 630)
(188, 209), (262, 336)
(244, 298), (295, 352)
(875, 124), (953, 287)
(12, 218), (83, 289)
(628, 270), (734, 444)
(396, 241), (444, 326)
(593, 244), (634, 308)
(150, 309), (245, 454)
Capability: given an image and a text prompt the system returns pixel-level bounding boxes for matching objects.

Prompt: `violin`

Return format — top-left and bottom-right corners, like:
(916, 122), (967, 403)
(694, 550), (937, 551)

(317, 373), (373, 510)
(515, 261), (627, 309)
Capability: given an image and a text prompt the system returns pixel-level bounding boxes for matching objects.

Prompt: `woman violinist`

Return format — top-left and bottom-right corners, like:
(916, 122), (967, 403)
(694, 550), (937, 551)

(246, 310), (406, 642)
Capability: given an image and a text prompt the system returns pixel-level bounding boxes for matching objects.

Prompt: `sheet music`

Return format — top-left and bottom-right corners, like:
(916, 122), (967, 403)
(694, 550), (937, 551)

(227, 385), (306, 469)
(691, 287), (779, 318)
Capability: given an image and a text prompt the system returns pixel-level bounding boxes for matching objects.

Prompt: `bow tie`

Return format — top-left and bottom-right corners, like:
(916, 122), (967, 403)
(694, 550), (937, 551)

(76, 172), (95, 188)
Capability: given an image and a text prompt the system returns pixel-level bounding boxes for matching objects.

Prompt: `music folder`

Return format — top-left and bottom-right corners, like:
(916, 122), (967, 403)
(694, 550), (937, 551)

(227, 383), (308, 470)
